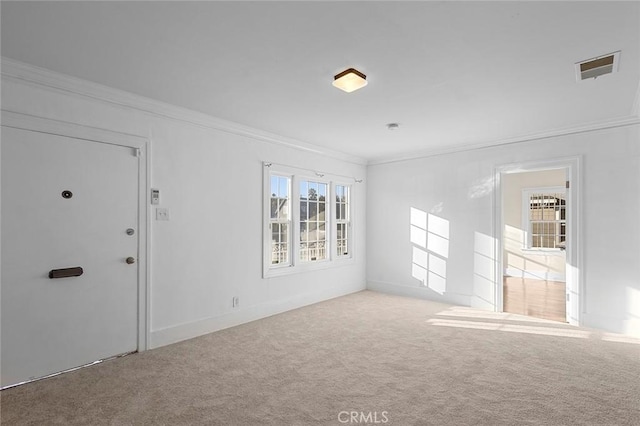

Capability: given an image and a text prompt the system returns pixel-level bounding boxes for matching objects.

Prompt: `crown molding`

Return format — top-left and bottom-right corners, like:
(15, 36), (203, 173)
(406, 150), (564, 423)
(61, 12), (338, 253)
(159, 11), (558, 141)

(0, 57), (367, 166)
(368, 115), (640, 166)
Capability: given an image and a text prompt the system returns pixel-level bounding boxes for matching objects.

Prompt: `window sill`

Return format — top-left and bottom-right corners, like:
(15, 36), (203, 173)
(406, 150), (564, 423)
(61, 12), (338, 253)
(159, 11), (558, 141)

(263, 257), (355, 278)
(521, 248), (565, 255)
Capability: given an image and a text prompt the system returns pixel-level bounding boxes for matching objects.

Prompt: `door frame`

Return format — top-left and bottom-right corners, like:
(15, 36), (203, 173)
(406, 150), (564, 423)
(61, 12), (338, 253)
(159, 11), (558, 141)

(1, 110), (150, 351)
(493, 156), (582, 325)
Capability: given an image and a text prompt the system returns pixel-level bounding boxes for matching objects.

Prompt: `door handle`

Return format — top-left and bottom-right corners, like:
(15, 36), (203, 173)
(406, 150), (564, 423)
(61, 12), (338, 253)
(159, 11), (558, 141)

(49, 267), (83, 279)
(126, 257), (136, 264)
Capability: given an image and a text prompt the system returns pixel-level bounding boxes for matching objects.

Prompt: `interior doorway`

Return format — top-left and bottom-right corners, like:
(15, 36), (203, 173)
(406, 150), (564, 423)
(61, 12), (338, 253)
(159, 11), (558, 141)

(495, 158), (581, 325)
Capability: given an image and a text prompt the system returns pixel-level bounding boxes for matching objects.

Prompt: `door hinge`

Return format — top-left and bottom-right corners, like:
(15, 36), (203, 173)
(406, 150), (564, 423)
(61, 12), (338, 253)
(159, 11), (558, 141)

(566, 180), (570, 189)
(566, 293), (570, 302)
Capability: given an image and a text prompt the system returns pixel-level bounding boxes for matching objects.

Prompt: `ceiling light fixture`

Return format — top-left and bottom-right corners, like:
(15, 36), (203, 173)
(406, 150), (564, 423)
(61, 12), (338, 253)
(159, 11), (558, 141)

(386, 123), (400, 130)
(332, 68), (367, 93)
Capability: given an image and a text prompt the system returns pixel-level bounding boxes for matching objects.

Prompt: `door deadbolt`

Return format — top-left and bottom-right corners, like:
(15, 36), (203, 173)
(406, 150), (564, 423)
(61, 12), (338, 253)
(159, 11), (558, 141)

(126, 228), (135, 236)
(126, 257), (136, 264)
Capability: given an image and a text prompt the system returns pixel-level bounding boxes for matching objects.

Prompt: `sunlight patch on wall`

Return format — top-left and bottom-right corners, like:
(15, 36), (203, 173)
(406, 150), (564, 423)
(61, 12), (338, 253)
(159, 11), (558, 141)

(410, 208), (449, 295)
(504, 224), (525, 253)
(473, 232), (496, 310)
(411, 246), (428, 283)
(430, 201), (444, 214)
(427, 233), (449, 259)
(628, 286), (640, 318)
(625, 286), (640, 337)
(504, 225), (565, 282)
(410, 207), (427, 248)
(468, 176), (495, 199)
(410, 225), (426, 248)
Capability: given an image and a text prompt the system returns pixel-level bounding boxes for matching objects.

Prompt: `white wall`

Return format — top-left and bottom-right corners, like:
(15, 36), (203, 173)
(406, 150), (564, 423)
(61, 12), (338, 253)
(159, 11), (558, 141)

(1, 66), (367, 349)
(367, 125), (640, 337)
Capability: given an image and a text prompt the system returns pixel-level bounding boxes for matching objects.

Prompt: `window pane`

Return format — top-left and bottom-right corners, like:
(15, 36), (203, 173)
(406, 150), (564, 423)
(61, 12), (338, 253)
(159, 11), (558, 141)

(309, 182), (318, 199)
(267, 174), (291, 268)
(335, 185), (350, 257)
(279, 178), (288, 199)
(279, 198), (288, 220)
(300, 222), (308, 241)
(299, 179), (327, 262)
(337, 223), (349, 256)
(318, 183), (327, 198)
(271, 223), (289, 265)
(528, 192), (565, 249)
(300, 181), (307, 200)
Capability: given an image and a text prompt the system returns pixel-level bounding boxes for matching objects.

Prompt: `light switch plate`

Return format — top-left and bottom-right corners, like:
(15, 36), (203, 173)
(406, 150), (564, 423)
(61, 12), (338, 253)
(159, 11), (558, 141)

(156, 208), (170, 221)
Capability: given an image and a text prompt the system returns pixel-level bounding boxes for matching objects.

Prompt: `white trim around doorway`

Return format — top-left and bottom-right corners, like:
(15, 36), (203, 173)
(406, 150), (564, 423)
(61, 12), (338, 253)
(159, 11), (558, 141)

(493, 156), (582, 326)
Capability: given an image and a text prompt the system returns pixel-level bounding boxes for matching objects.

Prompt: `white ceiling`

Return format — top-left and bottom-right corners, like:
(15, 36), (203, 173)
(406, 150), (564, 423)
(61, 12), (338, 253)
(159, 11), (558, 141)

(2, 1), (639, 163)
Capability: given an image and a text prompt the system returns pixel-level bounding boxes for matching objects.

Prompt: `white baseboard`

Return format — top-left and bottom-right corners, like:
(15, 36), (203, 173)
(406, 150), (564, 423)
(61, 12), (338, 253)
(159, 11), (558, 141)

(504, 268), (565, 282)
(366, 280), (471, 306)
(149, 284), (364, 348)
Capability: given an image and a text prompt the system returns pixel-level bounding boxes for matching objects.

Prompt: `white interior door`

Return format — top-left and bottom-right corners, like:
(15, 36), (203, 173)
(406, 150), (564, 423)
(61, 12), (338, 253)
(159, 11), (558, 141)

(1, 126), (139, 388)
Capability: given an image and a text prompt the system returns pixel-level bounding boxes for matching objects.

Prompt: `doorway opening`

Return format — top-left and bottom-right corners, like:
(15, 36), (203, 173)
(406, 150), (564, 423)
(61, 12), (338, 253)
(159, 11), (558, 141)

(495, 158), (581, 325)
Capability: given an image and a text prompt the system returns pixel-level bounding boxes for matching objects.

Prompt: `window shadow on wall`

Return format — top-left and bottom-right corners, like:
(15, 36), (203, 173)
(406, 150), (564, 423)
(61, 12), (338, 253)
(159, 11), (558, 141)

(411, 207), (449, 295)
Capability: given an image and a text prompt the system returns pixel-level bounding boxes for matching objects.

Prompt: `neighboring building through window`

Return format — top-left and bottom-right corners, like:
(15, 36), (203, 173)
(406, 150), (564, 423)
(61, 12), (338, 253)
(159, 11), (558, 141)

(524, 190), (566, 249)
(269, 175), (291, 266)
(299, 180), (327, 262)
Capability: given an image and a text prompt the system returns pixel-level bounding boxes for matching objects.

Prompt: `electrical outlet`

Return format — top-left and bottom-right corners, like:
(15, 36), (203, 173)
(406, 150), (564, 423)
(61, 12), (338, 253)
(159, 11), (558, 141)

(232, 296), (239, 308)
(156, 208), (170, 221)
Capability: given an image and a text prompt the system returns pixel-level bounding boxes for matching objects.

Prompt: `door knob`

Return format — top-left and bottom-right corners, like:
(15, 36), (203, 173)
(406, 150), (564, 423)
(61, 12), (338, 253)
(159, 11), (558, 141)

(126, 257), (136, 264)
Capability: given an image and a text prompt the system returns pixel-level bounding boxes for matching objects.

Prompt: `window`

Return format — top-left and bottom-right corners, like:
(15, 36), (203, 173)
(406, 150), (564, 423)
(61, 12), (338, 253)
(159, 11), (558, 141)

(299, 180), (327, 262)
(335, 184), (350, 257)
(523, 189), (566, 249)
(263, 164), (355, 277)
(269, 175), (291, 267)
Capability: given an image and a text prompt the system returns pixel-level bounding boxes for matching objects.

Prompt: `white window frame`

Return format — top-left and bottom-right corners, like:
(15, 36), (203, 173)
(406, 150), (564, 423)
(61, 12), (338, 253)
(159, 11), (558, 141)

(296, 176), (331, 265)
(267, 173), (293, 269)
(333, 182), (352, 260)
(522, 186), (566, 252)
(263, 163), (355, 278)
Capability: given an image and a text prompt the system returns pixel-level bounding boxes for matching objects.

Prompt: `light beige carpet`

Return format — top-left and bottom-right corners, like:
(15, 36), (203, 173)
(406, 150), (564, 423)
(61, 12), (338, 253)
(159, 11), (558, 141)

(1, 290), (639, 425)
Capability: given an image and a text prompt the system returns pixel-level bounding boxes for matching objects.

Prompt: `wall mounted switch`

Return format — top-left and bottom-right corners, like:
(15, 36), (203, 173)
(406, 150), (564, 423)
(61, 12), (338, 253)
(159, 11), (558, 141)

(156, 208), (170, 221)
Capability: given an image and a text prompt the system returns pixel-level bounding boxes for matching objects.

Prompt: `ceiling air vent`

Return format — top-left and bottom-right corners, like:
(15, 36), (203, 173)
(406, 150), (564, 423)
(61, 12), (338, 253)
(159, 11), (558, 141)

(575, 51), (620, 81)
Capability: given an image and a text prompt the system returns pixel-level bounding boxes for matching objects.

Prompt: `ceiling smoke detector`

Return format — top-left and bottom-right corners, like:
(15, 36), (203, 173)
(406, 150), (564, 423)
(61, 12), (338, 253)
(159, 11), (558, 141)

(575, 51), (620, 81)
(386, 123), (400, 130)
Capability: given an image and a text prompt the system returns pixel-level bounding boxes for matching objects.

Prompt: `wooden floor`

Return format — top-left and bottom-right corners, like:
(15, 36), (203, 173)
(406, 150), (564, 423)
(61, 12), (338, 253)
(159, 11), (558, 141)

(503, 276), (566, 323)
